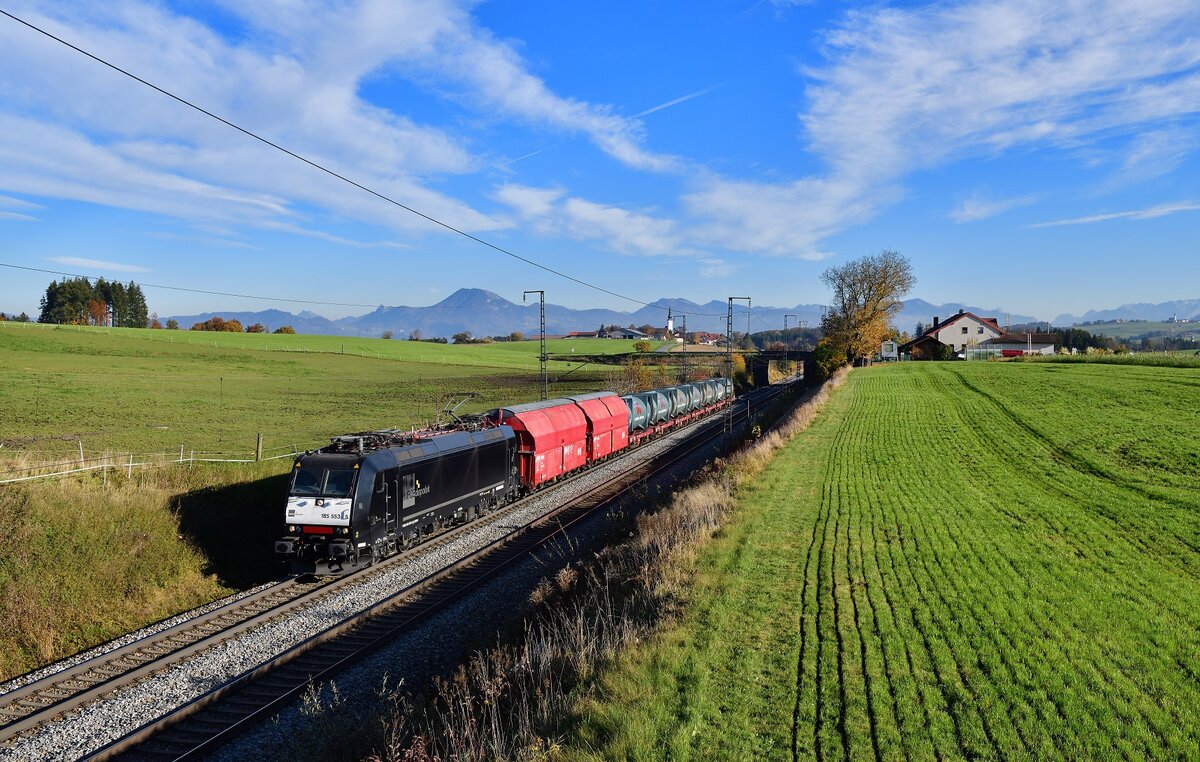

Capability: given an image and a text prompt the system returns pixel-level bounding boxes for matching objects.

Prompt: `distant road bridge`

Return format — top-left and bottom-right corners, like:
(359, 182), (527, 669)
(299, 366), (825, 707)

(548, 349), (814, 387)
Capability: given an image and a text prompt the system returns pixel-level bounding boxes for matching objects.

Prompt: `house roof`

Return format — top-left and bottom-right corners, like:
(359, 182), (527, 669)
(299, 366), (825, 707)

(899, 334), (945, 352)
(917, 311), (1002, 338)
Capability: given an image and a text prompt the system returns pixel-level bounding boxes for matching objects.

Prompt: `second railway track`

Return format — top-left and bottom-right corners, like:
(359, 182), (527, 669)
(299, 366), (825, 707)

(0, 380), (795, 761)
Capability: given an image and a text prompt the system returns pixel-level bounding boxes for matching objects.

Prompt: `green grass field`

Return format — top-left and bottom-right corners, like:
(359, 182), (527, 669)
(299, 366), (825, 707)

(0, 324), (644, 678)
(0, 322), (643, 461)
(1019, 351), (1200, 368)
(573, 362), (1200, 759)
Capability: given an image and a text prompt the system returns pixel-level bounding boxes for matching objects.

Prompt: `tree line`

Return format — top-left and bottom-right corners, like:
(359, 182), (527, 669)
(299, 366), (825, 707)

(38, 277), (149, 327)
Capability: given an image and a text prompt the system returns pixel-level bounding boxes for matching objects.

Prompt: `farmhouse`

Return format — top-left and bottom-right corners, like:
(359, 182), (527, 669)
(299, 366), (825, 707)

(901, 309), (1004, 359)
(602, 327), (650, 339)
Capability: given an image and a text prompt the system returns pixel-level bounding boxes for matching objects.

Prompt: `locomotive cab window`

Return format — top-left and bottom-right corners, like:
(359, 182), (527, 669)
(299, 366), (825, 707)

(291, 467), (324, 495)
(323, 469), (356, 497)
(290, 467), (356, 496)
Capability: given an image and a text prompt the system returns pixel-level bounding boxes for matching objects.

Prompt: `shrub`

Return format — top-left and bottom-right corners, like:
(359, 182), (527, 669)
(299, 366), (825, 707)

(190, 316), (242, 332)
(633, 340), (653, 353)
(245, 323), (267, 334)
(273, 325), (297, 334)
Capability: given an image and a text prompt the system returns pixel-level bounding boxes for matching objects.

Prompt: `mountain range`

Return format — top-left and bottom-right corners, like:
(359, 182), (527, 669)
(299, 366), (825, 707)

(1052, 300), (1200, 326)
(166, 288), (1193, 339)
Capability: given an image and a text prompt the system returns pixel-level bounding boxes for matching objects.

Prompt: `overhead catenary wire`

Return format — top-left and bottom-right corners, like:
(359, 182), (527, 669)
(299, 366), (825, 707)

(0, 8), (721, 316)
(0, 263), (382, 309)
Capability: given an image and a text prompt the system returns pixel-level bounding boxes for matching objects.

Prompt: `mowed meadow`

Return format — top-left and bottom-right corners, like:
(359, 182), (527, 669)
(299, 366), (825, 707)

(575, 361), (1200, 759)
(0, 321), (639, 460)
(0, 324), (625, 678)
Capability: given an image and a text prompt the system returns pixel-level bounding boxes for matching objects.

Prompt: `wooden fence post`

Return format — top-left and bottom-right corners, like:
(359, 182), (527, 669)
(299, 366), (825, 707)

(256, 433), (263, 462)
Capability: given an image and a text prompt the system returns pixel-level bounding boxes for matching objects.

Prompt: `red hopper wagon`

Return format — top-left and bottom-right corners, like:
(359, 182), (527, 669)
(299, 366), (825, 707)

(490, 399), (588, 489)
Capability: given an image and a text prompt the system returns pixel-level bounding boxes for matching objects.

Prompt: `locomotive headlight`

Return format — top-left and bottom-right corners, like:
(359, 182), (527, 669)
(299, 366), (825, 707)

(288, 525), (297, 532)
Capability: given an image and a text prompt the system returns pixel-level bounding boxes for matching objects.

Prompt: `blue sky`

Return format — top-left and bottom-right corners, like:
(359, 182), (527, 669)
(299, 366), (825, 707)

(1, 0), (1198, 322)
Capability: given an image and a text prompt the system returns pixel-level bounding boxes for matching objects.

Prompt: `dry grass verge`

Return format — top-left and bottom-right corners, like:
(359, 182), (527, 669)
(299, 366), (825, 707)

(0, 461), (287, 679)
(353, 370), (850, 761)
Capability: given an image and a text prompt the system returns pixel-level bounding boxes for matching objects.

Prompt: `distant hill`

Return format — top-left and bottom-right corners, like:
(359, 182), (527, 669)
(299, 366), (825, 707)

(894, 300), (1038, 335)
(1053, 299), (1200, 326)
(168, 288), (829, 338)
(167, 288), (1050, 339)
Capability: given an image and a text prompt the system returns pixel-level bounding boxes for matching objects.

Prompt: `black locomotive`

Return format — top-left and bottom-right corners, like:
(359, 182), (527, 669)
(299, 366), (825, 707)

(275, 428), (519, 575)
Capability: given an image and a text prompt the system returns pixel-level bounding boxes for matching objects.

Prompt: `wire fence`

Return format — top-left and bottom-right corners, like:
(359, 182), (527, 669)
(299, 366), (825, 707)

(0, 436), (316, 485)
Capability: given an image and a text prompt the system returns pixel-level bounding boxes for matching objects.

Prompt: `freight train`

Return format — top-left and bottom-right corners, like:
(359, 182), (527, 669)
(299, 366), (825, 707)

(275, 378), (733, 575)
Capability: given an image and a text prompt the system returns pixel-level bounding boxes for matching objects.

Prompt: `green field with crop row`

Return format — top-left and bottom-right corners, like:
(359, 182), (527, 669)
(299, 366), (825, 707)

(0, 322), (646, 462)
(576, 362), (1200, 759)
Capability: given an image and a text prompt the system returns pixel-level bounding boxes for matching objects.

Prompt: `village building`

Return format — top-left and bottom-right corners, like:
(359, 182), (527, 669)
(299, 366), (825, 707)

(601, 327), (650, 339)
(900, 309), (1004, 359)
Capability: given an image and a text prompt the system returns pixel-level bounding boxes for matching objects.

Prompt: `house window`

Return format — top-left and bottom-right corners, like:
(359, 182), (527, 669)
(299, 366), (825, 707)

(961, 326), (969, 334)
(978, 326), (984, 334)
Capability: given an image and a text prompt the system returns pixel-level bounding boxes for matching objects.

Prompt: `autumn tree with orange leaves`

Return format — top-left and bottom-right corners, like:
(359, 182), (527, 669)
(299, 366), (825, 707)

(819, 250), (915, 366)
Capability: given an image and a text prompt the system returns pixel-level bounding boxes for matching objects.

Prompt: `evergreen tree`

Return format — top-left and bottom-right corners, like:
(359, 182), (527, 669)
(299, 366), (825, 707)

(124, 282), (148, 327)
(39, 277), (94, 324)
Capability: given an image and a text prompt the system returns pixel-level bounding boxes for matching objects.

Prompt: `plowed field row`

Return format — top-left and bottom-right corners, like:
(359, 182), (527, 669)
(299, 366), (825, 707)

(574, 362), (1200, 760)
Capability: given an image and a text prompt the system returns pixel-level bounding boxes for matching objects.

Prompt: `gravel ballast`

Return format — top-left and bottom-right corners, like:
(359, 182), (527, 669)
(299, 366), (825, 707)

(2, 413), (729, 762)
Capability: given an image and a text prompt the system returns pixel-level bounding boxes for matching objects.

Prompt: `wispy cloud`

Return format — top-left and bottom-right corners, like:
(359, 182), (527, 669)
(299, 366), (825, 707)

(0, 210), (37, 222)
(634, 85), (720, 119)
(495, 183), (681, 256)
(49, 256), (150, 273)
(1028, 201), (1200, 228)
(0, 0), (669, 243)
(698, 258), (737, 278)
(949, 192), (1037, 223)
(690, 0), (1200, 257)
(0, 194), (41, 210)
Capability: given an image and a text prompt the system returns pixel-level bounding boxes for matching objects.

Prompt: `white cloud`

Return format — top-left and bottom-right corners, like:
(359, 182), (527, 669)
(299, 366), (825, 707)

(691, 0), (1200, 257)
(493, 184), (565, 220)
(684, 172), (888, 258)
(949, 192), (1036, 223)
(561, 198), (678, 256)
(49, 256), (150, 273)
(698, 258), (736, 278)
(1107, 128), (1198, 187)
(1028, 201), (1200, 228)
(0, 194), (41, 210)
(0, 211), (37, 221)
(495, 183), (681, 256)
(0, 0), (671, 245)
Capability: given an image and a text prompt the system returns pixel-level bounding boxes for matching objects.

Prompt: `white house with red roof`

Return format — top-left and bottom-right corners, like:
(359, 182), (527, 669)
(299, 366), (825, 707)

(901, 309), (1004, 359)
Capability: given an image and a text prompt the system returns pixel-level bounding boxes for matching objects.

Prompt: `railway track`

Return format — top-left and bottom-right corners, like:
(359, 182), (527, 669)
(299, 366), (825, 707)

(0, 381), (795, 761)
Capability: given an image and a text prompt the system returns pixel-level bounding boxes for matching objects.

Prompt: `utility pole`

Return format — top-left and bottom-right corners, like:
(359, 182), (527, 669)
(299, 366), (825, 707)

(726, 296), (751, 434)
(784, 314), (798, 366)
(680, 313), (688, 383)
(524, 290), (547, 399)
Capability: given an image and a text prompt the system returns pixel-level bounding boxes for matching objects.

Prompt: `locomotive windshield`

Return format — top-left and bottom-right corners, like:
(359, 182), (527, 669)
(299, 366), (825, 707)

(290, 466), (357, 497)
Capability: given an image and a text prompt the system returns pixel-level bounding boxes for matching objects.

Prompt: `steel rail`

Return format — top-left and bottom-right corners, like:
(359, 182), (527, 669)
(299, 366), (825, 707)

(0, 395), (747, 746)
(93, 382), (796, 761)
